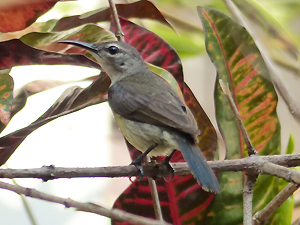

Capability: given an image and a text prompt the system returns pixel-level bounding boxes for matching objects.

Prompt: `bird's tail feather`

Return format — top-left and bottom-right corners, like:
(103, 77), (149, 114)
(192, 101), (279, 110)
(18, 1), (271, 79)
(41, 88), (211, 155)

(176, 137), (221, 193)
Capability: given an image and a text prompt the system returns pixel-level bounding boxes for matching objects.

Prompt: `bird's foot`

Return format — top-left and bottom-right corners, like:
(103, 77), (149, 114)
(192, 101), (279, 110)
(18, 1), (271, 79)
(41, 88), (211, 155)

(161, 152), (176, 182)
(130, 160), (144, 175)
(130, 160), (145, 182)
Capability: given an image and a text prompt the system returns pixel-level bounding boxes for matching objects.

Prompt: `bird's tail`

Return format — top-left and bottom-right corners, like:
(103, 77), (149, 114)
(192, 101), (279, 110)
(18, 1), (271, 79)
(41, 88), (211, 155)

(176, 137), (221, 193)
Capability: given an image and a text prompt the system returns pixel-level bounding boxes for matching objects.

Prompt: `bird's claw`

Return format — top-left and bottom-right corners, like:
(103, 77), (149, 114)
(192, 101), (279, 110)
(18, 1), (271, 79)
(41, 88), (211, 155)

(130, 161), (144, 181)
(161, 156), (175, 182)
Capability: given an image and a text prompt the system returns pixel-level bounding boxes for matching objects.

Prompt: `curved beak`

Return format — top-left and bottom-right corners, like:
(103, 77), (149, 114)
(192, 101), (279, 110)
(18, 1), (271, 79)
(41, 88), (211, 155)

(58, 40), (98, 53)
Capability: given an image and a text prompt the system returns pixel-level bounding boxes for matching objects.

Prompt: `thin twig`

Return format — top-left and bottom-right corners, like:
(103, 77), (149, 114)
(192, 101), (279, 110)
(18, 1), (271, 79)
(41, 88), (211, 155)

(223, 0), (300, 122)
(253, 183), (300, 225)
(295, 196), (300, 208)
(243, 173), (257, 225)
(108, 0), (124, 42)
(147, 157), (164, 222)
(26, 94), (108, 132)
(5, 165), (37, 225)
(0, 181), (171, 225)
(219, 79), (257, 155)
(160, 10), (203, 33)
(292, 218), (300, 225)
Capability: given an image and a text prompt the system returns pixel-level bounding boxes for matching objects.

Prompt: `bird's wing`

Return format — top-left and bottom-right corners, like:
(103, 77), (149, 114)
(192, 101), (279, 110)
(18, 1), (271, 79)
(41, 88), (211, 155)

(108, 75), (200, 136)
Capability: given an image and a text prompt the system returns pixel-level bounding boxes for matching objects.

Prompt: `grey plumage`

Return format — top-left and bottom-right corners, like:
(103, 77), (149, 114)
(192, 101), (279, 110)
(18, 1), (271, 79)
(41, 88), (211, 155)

(58, 40), (221, 193)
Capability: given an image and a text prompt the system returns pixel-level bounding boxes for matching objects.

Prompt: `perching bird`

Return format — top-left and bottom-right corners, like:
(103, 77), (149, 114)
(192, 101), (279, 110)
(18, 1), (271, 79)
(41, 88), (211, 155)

(58, 40), (221, 193)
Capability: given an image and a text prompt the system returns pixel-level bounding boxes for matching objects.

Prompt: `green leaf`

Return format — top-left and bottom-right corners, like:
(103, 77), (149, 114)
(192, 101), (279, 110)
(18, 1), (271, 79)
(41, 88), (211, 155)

(20, 24), (116, 51)
(232, 0), (300, 73)
(148, 23), (206, 58)
(0, 70), (13, 133)
(198, 7), (282, 224)
(285, 134), (294, 155)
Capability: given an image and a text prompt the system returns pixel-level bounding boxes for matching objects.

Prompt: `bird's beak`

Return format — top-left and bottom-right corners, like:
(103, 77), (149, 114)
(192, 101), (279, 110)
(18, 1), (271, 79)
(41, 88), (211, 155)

(58, 40), (98, 53)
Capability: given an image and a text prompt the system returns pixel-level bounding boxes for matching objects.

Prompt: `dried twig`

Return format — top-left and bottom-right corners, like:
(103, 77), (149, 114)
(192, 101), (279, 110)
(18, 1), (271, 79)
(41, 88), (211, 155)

(108, 0), (124, 42)
(0, 181), (170, 225)
(295, 196), (300, 208)
(292, 218), (300, 225)
(219, 79), (258, 223)
(243, 173), (257, 225)
(147, 157), (164, 222)
(0, 154), (299, 181)
(219, 79), (256, 156)
(253, 183), (300, 225)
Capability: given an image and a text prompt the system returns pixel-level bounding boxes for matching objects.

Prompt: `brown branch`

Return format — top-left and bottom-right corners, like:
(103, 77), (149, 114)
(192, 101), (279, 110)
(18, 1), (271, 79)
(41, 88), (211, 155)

(108, 0), (124, 42)
(147, 157), (164, 222)
(219, 79), (256, 156)
(253, 158), (300, 183)
(243, 173), (258, 225)
(0, 154), (299, 181)
(295, 196), (300, 208)
(292, 218), (300, 225)
(253, 183), (300, 225)
(0, 181), (171, 225)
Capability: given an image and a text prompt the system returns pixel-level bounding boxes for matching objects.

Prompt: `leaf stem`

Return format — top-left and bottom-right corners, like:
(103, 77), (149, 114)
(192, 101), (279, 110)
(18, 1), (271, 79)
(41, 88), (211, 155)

(219, 79), (257, 156)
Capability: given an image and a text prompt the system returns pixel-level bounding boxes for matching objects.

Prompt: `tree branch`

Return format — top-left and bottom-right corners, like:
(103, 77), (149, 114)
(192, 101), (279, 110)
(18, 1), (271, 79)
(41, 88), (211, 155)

(243, 173), (258, 225)
(147, 157), (164, 222)
(0, 154), (299, 181)
(219, 79), (256, 156)
(0, 181), (171, 225)
(253, 183), (300, 225)
(295, 196), (300, 208)
(108, 0), (124, 42)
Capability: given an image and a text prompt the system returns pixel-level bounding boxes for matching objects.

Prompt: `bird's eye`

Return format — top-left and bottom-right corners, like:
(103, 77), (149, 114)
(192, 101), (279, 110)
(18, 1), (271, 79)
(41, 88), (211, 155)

(108, 46), (119, 55)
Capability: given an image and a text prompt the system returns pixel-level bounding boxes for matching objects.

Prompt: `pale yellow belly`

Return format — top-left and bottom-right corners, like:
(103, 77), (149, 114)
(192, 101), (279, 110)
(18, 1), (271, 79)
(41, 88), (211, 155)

(113, 113), (178, 156)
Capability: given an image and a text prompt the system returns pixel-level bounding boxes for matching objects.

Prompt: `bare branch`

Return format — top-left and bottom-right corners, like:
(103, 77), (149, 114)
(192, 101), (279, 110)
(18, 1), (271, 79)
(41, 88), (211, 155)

(253, 158), (300, 183)
(253, 183), (300, 225)
(108, 0), (124, 42)
(243, 173), (257, 225)
(295, 196), (300, 208)
(0, 181), (171, 225)
(292, 218), (300, 225)
(0, 154), (299, 182)
(147, 157), (164, 222)
(219, 79), (256, 156)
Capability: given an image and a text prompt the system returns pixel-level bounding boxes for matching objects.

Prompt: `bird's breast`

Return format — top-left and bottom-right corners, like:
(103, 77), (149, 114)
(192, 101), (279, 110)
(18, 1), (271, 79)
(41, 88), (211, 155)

(113, 112), (177, 156)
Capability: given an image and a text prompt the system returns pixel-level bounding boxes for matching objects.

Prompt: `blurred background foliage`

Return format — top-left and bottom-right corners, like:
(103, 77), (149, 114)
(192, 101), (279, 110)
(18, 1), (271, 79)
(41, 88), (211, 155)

(1, 0), (300, 224)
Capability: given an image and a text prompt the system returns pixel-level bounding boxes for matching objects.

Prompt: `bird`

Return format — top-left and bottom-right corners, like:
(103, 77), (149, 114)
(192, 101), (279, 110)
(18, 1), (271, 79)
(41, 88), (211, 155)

(58, 40), (221, 193)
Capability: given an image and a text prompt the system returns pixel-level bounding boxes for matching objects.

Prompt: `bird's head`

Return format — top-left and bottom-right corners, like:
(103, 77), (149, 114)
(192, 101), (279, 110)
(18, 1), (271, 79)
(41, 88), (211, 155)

(58, 40), (148, 83)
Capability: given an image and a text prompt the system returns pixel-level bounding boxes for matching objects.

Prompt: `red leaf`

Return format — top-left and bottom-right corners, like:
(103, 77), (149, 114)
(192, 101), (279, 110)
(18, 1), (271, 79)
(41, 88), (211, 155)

(0, 39), (100, 70)
(53, 0), (173, 32)
(0, 1), (58, 33)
